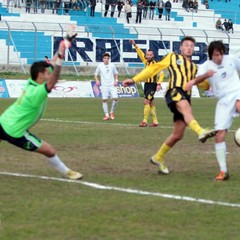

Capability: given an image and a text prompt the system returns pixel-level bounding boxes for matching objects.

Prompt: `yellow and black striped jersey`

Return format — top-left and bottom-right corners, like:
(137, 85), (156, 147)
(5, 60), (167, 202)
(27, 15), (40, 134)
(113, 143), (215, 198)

(133, 52), (198, 91)
(135, 45), (164, 84)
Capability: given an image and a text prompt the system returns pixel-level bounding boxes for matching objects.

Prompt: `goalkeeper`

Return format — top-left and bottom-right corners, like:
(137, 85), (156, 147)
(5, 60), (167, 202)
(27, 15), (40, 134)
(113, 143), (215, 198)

(0, 37), (83, 180)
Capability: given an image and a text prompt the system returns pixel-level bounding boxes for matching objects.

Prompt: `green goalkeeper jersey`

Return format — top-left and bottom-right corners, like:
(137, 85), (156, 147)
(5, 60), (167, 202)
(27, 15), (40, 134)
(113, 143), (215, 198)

(0, 78), (49, 138)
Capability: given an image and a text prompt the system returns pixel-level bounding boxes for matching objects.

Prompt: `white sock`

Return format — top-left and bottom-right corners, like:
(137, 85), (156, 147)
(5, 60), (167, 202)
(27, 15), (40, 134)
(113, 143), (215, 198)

(47, 155), (70, 175)
(102, 102), (109, 116)
(110, 100), (118, 113)
(215, 142), (227, 172)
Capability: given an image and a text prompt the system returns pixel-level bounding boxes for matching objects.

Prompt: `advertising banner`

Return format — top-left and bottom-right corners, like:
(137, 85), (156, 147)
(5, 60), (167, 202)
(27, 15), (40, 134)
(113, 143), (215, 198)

(2, 80), (139, 98)
(0, 79), (9, 98)
(91, 81), (139, 98)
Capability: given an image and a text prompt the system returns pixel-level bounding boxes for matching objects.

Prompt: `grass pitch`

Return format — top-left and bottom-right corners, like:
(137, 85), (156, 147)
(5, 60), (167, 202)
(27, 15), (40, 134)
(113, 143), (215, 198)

(1, 97), (240, 240)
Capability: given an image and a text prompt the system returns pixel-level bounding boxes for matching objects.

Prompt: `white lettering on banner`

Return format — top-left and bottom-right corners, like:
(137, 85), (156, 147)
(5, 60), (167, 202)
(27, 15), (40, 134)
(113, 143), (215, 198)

(141, 82), (200, 98)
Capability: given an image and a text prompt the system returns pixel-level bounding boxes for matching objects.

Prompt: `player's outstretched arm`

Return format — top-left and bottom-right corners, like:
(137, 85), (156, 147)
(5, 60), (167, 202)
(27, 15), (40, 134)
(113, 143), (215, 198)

(185, 70), (215, 91)
(46, 41), (66, 91)
(47, 25), (77, 91)
(122, 79), (135, 87)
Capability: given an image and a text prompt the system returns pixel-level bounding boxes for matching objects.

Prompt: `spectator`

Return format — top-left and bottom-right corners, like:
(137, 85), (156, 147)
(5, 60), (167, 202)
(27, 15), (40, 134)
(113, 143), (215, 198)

(143, 0), (149, 19)
(193, 0), (198, 12)
(104, 0), (111, 17)
(222, 19), (229, 32)
(52, 0), (60, 14)
(182, 0), (190, 12)
(90, 0), (96, 16)
(157, 0), (164, 20)
(149, 0), (156, 19)
(188, 0), (194, 12)
(215, 18), (224, 31)
(124, 0), (132, 23)
(228, 19), (234, 33)
(165, 0), (171, 21)
(136, 0), (144, 23)
(33, 0), (39, 13)
(117, 0), (124, 17)
(25, 0), (32, 13)
(40, 0), (46, 13)
(203, 0), (209, 9)
(110, 0), (118, 18)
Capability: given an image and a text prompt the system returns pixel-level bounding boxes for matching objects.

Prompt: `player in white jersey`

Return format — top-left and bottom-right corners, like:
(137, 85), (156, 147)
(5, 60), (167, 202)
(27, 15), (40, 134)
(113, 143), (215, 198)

(95, 53), (119, 120)
(186, 40), (240, 181)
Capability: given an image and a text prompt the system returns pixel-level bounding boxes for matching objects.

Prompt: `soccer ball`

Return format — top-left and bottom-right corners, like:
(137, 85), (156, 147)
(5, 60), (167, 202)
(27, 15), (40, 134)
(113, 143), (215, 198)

(234, 128), (240, 147)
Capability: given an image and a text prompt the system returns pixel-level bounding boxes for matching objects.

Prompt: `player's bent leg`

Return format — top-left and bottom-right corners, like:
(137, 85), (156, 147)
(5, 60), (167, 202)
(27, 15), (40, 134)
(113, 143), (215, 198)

(36, 141), (56, 157)
(176, 100), (216, 142)
(151, 120), (186, 174)
(36, 142), (83, 180)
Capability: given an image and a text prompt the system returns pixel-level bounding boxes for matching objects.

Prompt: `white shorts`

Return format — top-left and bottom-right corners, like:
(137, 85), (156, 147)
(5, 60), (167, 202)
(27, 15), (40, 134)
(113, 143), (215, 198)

(215, 92), (240, 130)
(101, 86), (118, 100)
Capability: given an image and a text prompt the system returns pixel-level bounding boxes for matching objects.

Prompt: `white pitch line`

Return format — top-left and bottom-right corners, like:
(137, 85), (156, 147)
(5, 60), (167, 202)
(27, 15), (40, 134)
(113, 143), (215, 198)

(41, 118), (238, 132)
(0, 171), (240, 208)
(41, 118), (173, 129)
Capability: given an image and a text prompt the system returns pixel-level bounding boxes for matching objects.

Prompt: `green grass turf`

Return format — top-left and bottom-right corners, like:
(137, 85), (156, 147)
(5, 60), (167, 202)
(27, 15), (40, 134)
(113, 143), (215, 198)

(1, 98), (240, 239)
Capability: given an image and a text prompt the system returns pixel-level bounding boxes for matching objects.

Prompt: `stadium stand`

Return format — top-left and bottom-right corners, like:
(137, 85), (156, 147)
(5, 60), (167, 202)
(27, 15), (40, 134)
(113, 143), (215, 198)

(0, 0), (240, 65)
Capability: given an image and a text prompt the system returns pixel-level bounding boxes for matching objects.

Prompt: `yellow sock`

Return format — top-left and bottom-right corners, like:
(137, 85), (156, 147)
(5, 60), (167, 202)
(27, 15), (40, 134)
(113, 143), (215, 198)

(154, 143), (171, 162)
(143, 104), (151, 123)
(151, 106), (158, 124)
(188, 119), (204, 136)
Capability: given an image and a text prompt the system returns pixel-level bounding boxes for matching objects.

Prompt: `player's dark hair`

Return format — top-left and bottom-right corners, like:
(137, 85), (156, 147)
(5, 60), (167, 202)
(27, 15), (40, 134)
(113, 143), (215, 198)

(180, 36), (196, 45)
(208, 41), (225, 60)
(103, 53), (110, 58)
(30, 61), (52, 80)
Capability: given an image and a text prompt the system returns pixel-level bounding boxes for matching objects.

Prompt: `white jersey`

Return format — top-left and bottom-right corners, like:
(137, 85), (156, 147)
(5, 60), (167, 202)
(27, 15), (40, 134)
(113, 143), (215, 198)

(95, 62), (118, 87)
(197, 55), (240, 99)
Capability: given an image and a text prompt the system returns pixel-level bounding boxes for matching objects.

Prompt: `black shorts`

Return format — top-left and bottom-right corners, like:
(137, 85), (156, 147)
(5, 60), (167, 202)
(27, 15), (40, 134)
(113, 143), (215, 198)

(144, 82), (157, 101)
(0, 124), (42, 151)
(165, 88), (191, 122)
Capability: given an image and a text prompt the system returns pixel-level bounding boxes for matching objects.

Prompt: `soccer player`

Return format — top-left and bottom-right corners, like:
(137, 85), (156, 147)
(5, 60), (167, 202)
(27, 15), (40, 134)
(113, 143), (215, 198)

(0, 40), (83, 180)
(123, 36), (216, 174)
(130, 39), (164, 127)
(95, 53), (119, 120)
(186, 40), (240, 181)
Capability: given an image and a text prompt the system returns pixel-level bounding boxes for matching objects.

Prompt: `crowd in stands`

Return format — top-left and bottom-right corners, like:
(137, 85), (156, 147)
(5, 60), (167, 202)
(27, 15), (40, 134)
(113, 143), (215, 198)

(182, 0), (198, 12)
(216, 18), (234, 33)
(2, 0), (237, 32)
(122, 0), (172, 23)
(6, 0), (89, 14)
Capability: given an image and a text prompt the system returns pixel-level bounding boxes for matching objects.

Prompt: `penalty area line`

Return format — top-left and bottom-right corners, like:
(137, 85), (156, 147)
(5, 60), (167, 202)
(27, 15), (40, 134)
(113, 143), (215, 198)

(0, 171), (240, 208)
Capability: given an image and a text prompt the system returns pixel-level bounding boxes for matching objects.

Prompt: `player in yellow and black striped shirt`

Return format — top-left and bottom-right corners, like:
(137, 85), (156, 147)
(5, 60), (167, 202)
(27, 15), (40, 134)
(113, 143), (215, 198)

(123, 36), (216, 175)
(130, 40), (164, 127)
